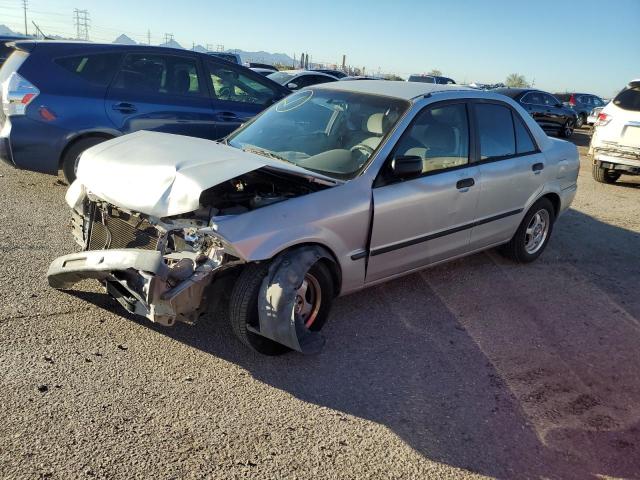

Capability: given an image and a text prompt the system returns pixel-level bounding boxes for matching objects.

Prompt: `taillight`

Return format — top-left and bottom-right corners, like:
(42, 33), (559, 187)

(596, 112), (612, 126)
(1, 72), (39, 116)
(568, 94), (576, 106)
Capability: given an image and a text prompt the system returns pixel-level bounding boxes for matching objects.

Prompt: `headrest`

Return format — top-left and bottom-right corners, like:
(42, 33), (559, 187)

(366, 113), (384, 135)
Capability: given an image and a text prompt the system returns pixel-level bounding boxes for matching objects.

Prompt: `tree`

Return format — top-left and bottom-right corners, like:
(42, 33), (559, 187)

(428, 69), (442, 76)
(505, 73), (529, 88)
(384, 74), (404, 81)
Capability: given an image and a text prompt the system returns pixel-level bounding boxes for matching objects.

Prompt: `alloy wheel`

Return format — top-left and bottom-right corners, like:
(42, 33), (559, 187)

(294, 273), (322, 328)
(524, 209), (550, 254)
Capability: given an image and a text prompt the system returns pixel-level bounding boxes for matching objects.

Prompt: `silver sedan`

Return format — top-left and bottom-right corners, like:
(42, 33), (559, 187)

(48, 81), (580, 355)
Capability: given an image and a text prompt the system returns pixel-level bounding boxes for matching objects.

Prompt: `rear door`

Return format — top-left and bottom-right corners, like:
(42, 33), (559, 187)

(203, 59), (285, 137)
(105, 51), (218, 140)
(366, 101), (480, 282)
(469, 101), (546, 248)
(542, 93), (567, 129)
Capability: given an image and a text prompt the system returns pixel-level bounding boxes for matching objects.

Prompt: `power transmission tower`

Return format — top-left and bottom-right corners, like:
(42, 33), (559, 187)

(216, 44), (224, 52)
(164, 33), (174, 44)
(22, 0), (28, 36)
(147, 29), (151, 45)
(73, 9), (89, 40)
(206, 44), (213, 52)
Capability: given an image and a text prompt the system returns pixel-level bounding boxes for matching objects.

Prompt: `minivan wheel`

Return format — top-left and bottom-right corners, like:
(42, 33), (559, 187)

(228, 259), (334, 355)
(559, 120), (574, 138)
(500, 198), (555, 263)
(592, 163), (620, 184)
(61, 136), (109, 184)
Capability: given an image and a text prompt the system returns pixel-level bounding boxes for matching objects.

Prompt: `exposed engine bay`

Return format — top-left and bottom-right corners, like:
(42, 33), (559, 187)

(195, 168), (329, 217)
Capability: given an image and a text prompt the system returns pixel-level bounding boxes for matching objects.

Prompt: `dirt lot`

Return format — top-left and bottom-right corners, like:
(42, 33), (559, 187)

(0, 130), (639, 479)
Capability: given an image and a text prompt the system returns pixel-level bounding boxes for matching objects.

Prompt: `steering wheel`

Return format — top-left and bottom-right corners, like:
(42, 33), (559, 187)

(349, 143), (375, 158)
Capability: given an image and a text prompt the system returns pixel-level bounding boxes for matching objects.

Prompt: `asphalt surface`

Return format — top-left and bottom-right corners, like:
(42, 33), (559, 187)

(0, 129), (639, 479)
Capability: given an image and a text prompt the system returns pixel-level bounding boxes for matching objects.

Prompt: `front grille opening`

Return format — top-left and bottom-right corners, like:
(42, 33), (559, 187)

(88, 204), (159, 251)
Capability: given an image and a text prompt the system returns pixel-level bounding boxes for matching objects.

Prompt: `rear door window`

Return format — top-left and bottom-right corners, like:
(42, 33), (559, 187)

(475, 103), (516, 160)
(513, 112), (537, 155)
(613, 87), (640, 111)
(112, 53), (202, 96)
(522, 92), (542, 105)
(54, 53), (122, 87)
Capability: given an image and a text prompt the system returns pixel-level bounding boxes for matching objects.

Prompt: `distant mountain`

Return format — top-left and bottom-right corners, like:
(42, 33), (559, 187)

(158, 39), (184, 50)
(192, 44), (208, 53)
(113, 34), (137, 45)
(0, 24), (25, 37)
(229, 49), (294, 66)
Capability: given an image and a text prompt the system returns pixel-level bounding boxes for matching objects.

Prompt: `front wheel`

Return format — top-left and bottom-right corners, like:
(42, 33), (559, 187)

(61, 136), (109, 184)
(559, 119), (574, 138)
(228, 257), (335, 355)
(500, 198), (555, 263)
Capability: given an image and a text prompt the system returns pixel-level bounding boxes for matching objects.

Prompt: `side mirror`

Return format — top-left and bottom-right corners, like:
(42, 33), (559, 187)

(287, 82), (298, 90)
(391, 155), (422, 179)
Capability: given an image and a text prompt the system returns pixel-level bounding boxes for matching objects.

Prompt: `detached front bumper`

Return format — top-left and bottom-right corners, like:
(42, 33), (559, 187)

(48, 248), (220, 326)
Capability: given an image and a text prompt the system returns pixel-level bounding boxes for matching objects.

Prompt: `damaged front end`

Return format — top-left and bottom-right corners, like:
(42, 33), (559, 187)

(48, 183), (243, 327)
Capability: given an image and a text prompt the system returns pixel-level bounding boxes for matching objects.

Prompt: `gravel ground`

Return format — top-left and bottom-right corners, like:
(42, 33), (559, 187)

(0, 130), (639, 479)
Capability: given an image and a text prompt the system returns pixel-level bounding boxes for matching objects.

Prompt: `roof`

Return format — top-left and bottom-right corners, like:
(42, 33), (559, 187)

(492, 87), (533, 99)
(312, 80), (472, 100)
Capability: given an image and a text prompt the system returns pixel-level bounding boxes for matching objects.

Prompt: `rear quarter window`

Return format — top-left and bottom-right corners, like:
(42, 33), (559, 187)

(55, 53), (122, 87)
(613, 87), (640, 112)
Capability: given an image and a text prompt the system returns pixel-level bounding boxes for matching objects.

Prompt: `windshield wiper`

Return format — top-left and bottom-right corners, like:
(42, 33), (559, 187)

(241, 145), (291, 163)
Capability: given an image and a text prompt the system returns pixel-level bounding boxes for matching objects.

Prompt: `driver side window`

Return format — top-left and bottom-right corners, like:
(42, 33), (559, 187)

(205, 61), (277, 104)
(392, 103), (469, 175)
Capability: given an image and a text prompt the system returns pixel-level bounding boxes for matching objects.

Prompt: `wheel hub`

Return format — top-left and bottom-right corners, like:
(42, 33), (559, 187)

(294, 273), (322, 328)
(524, 209), (550, 254)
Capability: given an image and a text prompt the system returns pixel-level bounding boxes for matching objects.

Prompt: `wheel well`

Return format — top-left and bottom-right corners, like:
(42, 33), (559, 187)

(273, 242), (342, 296)
(58, 133), (114, 168)
(541, 192), (561, 217)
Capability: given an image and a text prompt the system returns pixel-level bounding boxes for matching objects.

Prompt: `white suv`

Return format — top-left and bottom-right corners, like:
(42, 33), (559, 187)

(590, 80), (640, 184)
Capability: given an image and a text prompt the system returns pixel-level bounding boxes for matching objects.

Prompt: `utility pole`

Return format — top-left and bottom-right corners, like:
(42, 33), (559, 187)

(341, 55), (346, 72)
(164, 33), (174, 44)
(147, 29), (151, 45)
(22, 0), (28, 36)
(73, 9), (89, 41)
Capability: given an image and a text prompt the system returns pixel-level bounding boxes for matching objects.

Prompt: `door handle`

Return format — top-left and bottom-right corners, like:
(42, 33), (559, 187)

(112, 102), (137, 113)
(456, 178), (475, 191)
(216, 111), (239, 121)
(532, 162), (544, 174)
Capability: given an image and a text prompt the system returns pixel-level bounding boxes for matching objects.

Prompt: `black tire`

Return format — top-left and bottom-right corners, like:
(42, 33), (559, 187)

(559, 119), (574, 138)
(500, 198), (555, 264)
(592, 163), (620, 184)
(228, 259), (334, 355)
(61, 136), (109, 184)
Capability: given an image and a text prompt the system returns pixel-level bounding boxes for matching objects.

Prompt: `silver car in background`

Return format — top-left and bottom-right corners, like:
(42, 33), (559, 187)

(48, 81), (580, 355)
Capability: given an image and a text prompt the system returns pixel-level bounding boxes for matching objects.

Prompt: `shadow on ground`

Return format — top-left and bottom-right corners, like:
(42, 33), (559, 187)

(68, 209), (640, 479)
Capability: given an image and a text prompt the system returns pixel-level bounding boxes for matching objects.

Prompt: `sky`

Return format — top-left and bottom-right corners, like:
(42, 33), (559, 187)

(1, 0), (638, 97)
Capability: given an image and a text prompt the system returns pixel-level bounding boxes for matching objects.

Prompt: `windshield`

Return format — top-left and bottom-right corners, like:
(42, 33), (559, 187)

(267, 71), (295, 85)
(227, 89), (409, 179)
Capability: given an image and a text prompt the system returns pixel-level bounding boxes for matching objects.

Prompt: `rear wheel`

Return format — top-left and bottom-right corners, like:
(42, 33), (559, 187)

(61, 136), (109, 184)
(228, 258), (334, 355)
(500, 198), (555, 263)
(592, 163), (620, 184)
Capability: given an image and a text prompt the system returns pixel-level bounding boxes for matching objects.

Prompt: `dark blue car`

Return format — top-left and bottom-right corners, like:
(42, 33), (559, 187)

(0, 41), (289, 182)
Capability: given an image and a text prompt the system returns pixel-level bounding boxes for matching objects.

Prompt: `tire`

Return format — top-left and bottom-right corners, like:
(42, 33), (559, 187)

(61, 136), (109, 184)
(592, 163), (620, 184)
(575, 114), (586, 129)
(559, 119), (574, 138)
(500, 198), (555, 263)
(228, 259), (334, 355)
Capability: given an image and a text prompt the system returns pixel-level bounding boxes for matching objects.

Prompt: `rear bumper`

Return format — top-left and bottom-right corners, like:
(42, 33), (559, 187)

(48, 248), (219, 326)
(594, 147), (640, 173)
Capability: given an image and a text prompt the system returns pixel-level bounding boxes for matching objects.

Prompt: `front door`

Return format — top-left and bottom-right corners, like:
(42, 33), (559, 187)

(106, 51), (218, 140)
(366, 102), (480, 283)
(203, 59), (284, 138)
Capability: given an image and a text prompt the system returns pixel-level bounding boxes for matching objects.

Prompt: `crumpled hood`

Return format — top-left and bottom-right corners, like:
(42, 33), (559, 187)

(75, 131), (329, 218)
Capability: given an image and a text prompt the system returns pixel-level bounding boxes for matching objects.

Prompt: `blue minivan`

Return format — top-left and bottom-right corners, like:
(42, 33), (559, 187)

(0, 41), (289, 182)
